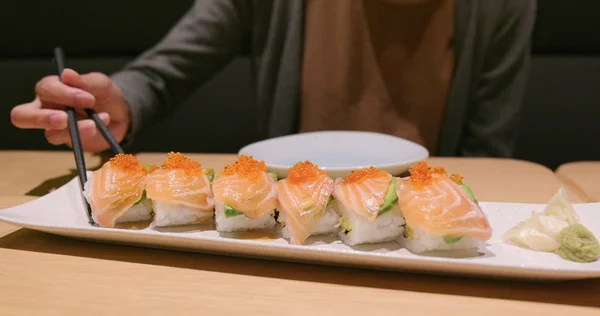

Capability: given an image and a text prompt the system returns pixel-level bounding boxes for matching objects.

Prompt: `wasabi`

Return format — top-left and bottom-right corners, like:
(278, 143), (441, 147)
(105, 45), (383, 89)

(555, 224), (600, 263)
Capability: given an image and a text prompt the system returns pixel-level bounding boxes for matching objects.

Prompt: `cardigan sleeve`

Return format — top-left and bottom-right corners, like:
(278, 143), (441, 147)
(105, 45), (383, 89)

(459, 0), (537, 157)
(110, 0), (251, 147)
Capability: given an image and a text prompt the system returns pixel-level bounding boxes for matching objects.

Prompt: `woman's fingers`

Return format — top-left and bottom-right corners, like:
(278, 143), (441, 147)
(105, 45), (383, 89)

(10, 99), (68, 129)
(62, 69), (113, 102)
(44, 113), (110, 146)
(35, 74), (95, 108)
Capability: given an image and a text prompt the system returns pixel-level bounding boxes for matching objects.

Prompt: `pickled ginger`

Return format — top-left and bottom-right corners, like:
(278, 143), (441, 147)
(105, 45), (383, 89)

(503, 187), (578, 252)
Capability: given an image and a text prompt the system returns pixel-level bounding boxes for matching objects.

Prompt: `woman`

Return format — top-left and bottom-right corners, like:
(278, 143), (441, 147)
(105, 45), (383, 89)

(10, 0), (536, 157)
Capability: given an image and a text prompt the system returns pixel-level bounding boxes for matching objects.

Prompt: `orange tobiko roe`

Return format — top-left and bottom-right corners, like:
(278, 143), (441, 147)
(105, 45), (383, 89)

(219, 155), (267, 181)
(343, 166), (387, 184)
(109, 154), (146, 174)
(409, 161), (450, 187)
(450, 173), (464, 184)
(287, 161), (326, 183)
(161, 152), (202, 176)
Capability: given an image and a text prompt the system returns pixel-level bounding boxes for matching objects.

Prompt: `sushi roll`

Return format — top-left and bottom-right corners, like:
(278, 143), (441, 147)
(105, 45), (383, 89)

(277, 161), (339, 245)
(83, 154), (153, 228)
(145, 152), (215, 227)
(212, 155), (278, 232)
(396, 161), (492, 253)
(333, 167), (405, 246)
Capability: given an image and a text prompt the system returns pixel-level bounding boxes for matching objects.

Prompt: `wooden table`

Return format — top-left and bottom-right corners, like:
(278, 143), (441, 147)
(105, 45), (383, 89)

(0, 151), (597, 315)
(556, 161), (600, 203)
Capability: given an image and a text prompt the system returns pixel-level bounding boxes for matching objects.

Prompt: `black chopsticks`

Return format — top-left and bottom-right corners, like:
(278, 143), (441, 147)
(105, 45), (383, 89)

(54, 46), (124, 226)
(84, 108), (125, 155)
(54, 47), (124, 155)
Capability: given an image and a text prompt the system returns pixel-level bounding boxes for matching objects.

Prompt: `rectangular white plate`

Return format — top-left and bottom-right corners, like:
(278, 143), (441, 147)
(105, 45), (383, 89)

(1, 175), (599, 281)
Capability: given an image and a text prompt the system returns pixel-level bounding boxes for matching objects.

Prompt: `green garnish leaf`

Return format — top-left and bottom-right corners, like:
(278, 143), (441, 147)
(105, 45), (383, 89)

(268, 172), (278, 181)
(443, 236), (463, 244)
(203, 168), (215, 182)
(224, 205), (244, 218)
(327, 195), (335, 208)
(377, 178), (398, 217)
(133, 190), (147, 206)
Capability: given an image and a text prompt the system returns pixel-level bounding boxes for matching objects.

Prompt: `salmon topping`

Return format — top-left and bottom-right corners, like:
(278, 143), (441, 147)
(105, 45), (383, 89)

(145, 153), (214, 212)
(397, 167), (492, 241)
(213, 155), (278, 218)
(277, 161), (334, 244)
(333, 167), (394, 221)
(89, 155), (148, 228)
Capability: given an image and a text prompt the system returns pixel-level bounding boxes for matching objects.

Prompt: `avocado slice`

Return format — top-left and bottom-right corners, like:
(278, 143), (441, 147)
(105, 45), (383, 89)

(377, 178), (398, 217)
(460, 183), (478, 204)
(224, 205), (244, 218)
(443, 236), (463, 244)
(268, 172), (278, 181)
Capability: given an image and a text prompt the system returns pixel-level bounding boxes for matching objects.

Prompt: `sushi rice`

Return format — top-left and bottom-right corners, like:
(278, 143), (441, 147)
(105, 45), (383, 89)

(279, 208), (339, 240)
(115, 200), (154, 223)
(83, 180), (153, 224)
(153, 201), (213, 227)
(400, 225), (481, 253)
(215, 203), (277, 232)
(335, 201), (405, 246)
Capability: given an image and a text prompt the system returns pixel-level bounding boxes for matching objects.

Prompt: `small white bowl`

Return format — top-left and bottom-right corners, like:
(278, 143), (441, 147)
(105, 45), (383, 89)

(239, 131), (429, 179)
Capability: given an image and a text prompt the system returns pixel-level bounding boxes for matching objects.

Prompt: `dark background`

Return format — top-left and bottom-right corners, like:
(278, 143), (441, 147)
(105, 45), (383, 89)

(1, 0), (599, 170)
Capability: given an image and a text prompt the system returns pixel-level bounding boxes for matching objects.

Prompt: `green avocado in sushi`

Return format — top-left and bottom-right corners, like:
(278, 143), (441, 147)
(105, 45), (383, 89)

(451, 173), (478, 204)
(377, 178), (398, 217)
(224, 205), (244, 218)
(442, 236), (463, 244)
(460, 184), (478, 204)
(133, 190), (147, 206)
(338, 177), (399, 231)
(405, 226), (465, 245)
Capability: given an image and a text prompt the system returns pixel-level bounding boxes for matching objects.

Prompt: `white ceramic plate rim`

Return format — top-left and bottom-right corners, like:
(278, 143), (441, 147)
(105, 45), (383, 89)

(238, 131), (429, 172)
